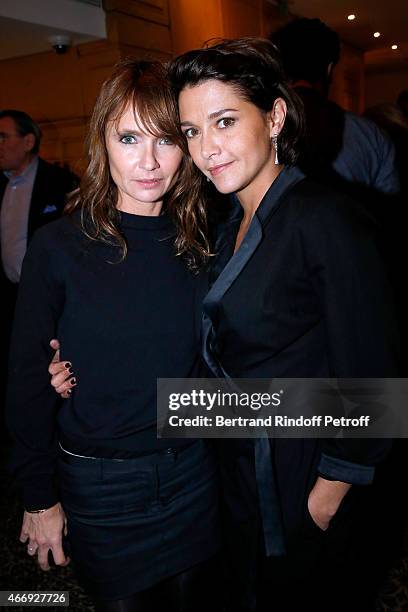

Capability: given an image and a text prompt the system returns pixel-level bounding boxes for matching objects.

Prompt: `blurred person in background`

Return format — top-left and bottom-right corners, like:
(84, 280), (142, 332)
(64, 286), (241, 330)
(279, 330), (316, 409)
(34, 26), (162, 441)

(0, 110), (76, 431)
(364, 102), (408, 196)
(363, 101), (408, 571)
(273, 17), (407, 595)
(271, 18), (400, 201)
(272, 18), (407, 374)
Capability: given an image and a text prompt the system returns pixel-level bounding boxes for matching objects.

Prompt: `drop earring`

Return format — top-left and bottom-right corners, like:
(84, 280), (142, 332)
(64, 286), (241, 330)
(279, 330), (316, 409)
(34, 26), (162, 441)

(272, 134), (279, 165)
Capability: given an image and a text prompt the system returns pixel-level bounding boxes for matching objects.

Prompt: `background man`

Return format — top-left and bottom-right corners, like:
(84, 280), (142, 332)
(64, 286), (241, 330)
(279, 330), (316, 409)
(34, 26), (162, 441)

(272, 20), (406, 608)
(272, 18), (400, 198)
(0, 109), (77, 424)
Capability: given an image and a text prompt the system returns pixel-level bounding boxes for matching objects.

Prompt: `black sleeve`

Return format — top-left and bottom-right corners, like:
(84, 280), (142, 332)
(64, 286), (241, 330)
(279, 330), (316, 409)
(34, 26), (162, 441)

(301, 196), (397, 482)
(6, 229), (65, 509)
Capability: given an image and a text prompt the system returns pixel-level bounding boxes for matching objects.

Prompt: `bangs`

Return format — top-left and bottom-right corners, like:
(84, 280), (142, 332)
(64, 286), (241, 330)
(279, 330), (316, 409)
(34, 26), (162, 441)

(130, 88), (180, 139)
(109, 69), (182, 143)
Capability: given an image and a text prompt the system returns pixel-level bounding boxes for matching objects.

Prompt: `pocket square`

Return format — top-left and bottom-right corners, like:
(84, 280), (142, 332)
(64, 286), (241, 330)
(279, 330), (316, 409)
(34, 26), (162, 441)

(42, 204), (58, 214)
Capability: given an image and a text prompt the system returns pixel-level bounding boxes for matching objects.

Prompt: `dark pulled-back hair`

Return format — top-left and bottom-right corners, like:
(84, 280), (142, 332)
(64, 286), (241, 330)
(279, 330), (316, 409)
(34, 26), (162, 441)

(272, 18), (341, 87)
(169, 37), (305, 165)
(66, 59), (211, 271)
(0, 109), (42, 154)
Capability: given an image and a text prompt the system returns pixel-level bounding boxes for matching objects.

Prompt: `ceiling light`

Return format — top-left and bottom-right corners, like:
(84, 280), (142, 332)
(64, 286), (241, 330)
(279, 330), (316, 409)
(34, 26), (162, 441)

(373, 32), (381, 38)
(347, 14), (356, 20)
(391, 44), (398, 50)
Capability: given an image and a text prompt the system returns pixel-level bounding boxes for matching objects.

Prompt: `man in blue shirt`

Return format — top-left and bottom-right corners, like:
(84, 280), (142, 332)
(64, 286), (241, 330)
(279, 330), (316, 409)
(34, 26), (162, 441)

(0, 109), (76, 425)
(272, 18), (400, 197)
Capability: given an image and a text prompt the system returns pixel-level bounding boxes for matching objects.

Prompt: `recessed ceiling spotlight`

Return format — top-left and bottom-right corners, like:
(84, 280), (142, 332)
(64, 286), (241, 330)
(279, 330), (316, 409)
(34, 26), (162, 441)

(373, 32), (381, 38)
(391, 44), (398, 50)
(347, 14), (356, 20)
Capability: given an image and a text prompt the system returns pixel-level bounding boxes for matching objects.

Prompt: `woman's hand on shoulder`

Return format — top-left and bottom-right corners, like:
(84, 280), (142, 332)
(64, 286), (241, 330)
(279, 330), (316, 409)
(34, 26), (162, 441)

(19, 503), (70, 571)
(48, 339), (76, 398)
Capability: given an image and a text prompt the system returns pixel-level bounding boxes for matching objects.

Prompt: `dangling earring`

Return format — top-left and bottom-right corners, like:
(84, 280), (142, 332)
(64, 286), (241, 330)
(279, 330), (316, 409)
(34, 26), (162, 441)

(272, 134), (279, 165)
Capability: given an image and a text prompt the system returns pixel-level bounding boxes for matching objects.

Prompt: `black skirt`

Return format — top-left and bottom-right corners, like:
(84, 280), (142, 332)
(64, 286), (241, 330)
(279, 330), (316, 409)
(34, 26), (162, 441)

(58, 440), (221, 600)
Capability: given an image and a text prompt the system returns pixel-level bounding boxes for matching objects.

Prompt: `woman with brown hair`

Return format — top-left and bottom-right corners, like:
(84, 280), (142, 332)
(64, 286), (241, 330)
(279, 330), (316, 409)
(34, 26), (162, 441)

(6, 60), (221, 611)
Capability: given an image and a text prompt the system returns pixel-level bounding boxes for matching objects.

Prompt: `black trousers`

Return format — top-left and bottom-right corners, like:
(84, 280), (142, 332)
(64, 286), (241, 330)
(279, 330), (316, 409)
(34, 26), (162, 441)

(217, 439), (378, 612)
(255, 497), (375, 612)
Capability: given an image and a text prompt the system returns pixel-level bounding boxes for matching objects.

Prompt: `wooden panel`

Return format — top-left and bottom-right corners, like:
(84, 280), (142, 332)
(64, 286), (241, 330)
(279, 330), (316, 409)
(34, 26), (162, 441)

(365, 67), (408, 108)
(104, 0), (169, 25)
(119, 44), (171, 61)
(365, 44), (408, 72)
(40, 118), (88, 175)
(77, 41), (122, 117)
(0, 47), (84, 123)
(169, 0), (223, 55)
(0, 39), (124, 170)
(107, 12), (171, 54)
(221, 0), (262, 38)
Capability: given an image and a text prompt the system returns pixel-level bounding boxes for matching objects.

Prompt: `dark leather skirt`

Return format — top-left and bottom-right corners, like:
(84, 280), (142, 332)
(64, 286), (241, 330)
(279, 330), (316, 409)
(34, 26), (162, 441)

(58, 440), (221, 600)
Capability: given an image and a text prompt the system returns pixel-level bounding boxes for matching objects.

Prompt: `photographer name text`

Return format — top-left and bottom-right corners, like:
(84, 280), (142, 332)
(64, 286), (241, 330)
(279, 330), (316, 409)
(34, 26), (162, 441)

(167, 415), (371, 428)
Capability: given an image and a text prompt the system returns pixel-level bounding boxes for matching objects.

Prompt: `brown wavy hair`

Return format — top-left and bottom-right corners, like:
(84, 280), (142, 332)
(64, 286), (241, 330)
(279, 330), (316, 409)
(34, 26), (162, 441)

(65, 59), (211, 271)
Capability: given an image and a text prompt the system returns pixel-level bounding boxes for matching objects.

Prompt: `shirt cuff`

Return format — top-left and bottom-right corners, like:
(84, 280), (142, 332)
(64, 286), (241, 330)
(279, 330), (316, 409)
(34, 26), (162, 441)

(318, 453), (375, 485)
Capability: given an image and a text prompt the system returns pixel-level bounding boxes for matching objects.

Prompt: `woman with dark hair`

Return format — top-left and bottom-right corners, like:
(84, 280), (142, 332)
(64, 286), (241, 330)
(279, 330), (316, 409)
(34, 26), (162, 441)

(6, 60), (221, 612)
(167, 38), (396, 611)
